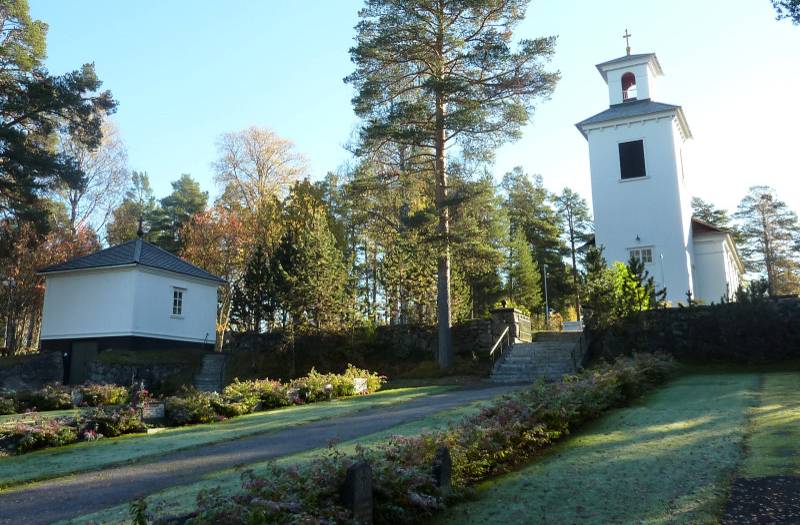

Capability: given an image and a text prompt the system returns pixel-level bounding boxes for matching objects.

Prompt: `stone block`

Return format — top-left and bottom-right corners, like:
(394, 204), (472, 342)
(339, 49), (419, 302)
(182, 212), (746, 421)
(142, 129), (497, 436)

(433, 446), (452, 496)
(342, 461), (373, 525)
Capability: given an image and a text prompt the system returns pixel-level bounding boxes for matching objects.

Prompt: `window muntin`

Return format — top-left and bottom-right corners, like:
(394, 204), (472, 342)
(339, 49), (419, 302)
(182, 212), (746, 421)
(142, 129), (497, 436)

(619, 140), (647, 180)
(172, 288), (184, 316)
(629, 247), (654, 264)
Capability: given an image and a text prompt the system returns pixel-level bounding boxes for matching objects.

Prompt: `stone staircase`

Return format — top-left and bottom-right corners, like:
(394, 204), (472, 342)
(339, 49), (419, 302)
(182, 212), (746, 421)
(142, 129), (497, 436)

(194, 353), (227, 392)
(491, 332), (585, 383)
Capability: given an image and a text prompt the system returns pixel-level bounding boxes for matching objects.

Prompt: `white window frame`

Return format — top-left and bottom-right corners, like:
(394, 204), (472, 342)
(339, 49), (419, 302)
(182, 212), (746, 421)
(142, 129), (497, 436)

(617, 137), (650, 183)
(172, 287), (185, 318)
(628, 246), (654, 264)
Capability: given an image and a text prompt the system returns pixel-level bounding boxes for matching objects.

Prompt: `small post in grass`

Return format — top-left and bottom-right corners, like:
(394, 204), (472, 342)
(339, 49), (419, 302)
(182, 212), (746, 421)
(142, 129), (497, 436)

(342, 461), (373, 525)
(432, 446), (452, 496)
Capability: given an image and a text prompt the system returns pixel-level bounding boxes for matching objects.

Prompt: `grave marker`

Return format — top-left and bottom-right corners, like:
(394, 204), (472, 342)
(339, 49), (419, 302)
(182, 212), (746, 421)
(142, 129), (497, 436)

(342, 461), (373, 525)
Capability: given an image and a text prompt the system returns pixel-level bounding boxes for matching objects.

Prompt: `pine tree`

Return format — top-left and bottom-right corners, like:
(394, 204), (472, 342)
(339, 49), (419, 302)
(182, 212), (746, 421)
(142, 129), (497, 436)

(502, 168), (570, 311)
(106, 172), (157, 245)
(773, 0), (800, 23)
(151, 174), (208, 253)
(691, 197), (732, 229)
(0, 0), (116, 253)
(346, 0), (559, 368)
(555, 187), (593, 318)
(734, 186), (800, 296)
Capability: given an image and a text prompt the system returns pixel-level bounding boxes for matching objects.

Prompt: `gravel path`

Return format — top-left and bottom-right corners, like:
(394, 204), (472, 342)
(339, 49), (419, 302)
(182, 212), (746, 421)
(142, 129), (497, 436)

(0, 383), (518, 525)
(721, 476), (800, 524)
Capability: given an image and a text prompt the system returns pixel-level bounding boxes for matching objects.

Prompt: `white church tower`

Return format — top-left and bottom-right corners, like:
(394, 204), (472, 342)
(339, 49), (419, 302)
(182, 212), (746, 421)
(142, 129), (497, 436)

(577, 41), (696, 305)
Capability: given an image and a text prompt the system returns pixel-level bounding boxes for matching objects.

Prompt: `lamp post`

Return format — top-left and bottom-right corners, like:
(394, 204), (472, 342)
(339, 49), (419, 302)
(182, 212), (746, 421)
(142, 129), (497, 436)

(542, 264), (550, 326)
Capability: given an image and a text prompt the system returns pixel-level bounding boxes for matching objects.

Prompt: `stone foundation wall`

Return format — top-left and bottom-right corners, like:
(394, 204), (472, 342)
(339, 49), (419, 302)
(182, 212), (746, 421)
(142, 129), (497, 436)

(0, 352), (63, 391)
(85, 360), (194, 391)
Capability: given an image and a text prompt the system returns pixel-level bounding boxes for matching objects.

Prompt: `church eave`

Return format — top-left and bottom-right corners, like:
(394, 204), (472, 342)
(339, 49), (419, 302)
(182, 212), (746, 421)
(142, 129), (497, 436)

(576, 106), (692, 140)
(595, 53), (663, 82)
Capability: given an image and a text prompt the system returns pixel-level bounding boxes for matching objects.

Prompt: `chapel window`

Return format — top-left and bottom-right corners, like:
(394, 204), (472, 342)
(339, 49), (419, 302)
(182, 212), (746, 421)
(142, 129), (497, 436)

(172, 288), (184, 316)
(619, 140), (647, 179)
(622, 72), (637, 101)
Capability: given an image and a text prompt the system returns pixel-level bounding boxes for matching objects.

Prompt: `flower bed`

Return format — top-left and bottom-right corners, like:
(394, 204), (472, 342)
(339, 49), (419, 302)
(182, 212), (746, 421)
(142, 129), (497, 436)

(3, 383), (131, 415)
(165, 365), (385, 426)
(183, 353), (677, 525)
(0, 406), (146, 456)
(0, 365), (384, 455)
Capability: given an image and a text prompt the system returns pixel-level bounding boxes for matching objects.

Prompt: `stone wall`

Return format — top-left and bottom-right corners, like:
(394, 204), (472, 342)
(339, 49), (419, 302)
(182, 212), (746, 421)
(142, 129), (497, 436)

(593, 297), (800, 363)
(224, 318), (495, 381)
(85, 360), (194, 392)
(0, 352), (63, 391)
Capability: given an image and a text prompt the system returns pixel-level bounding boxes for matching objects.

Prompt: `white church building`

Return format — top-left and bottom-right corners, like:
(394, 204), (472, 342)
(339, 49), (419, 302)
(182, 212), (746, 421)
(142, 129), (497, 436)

(576, 49), (744, 305)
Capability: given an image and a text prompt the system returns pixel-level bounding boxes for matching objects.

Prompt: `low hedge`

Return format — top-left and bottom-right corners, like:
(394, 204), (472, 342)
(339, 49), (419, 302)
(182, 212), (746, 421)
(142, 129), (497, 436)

(184, 353), (676, 525)
(165, 365), (385, 426)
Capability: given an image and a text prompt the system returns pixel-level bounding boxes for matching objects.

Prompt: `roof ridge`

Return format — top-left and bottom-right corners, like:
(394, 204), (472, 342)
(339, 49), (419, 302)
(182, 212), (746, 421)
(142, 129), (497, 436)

(133, 238), (143, 263)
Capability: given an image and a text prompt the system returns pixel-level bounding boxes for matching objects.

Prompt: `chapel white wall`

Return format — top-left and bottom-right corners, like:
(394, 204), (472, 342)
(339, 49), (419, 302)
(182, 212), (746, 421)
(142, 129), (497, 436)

(132, 268), (218, 344)
(693, 234), (741, 303)
(41, 267), (218, 344)
(41, 267), (137, 339)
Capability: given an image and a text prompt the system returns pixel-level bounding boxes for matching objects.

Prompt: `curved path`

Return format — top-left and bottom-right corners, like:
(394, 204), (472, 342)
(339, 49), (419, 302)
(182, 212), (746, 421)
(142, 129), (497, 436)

(0, 384), (518, 525)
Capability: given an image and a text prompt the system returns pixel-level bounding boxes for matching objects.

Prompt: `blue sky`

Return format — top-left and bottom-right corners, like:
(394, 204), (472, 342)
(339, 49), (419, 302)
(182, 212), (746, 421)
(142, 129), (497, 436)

(31, 0), (800, 214)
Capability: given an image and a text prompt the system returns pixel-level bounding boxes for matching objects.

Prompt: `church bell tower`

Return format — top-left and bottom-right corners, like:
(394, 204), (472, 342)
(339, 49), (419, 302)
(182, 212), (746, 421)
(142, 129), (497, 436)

(576, 38), (695, 305)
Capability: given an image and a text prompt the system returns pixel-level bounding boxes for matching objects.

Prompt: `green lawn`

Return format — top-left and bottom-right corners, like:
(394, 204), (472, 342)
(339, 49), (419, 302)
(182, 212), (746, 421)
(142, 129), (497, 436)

(62, 397), (495, 525)
(0, 408), (81, 424)
(739, 372), (800, 478)
(437, 373), (761, 525)
(0, 386), (450, 488)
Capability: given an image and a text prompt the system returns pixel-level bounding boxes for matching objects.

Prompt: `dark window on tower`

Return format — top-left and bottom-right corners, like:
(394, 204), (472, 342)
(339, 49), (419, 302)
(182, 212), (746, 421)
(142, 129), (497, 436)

(619, 140), (646, 179)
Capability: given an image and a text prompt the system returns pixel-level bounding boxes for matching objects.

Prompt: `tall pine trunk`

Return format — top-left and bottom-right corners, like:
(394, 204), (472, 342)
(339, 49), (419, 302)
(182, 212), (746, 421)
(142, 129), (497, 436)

(434, 4), (452, 369)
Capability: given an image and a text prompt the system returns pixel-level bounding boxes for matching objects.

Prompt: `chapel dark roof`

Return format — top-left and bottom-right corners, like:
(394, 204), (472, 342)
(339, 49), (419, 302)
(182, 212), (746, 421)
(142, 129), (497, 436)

(691, 217), (728, 235)
(576, 98), (682, 135)
(38, 238), (225, 283)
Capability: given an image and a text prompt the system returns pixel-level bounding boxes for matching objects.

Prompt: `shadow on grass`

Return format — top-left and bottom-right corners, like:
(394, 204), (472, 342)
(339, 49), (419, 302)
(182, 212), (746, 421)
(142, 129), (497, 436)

(437, 373), (761, 525)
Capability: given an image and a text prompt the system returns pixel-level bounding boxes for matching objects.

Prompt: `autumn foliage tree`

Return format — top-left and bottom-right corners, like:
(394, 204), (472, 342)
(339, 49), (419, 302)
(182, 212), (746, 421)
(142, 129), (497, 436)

(180, 206), (249, 348)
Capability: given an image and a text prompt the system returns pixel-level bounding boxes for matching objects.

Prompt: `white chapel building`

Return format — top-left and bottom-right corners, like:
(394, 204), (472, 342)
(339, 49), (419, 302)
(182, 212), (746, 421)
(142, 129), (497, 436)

(576, 49), (744, 305)
(38, 236), (224, 383)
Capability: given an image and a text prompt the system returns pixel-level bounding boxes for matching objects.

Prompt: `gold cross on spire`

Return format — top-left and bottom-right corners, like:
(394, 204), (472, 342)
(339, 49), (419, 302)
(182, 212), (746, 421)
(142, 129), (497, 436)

(623, 29), (632, 56)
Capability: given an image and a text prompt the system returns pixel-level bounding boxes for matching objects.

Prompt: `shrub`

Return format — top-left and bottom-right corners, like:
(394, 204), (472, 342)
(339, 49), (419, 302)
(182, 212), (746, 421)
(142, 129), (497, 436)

(290, 368), (336, 403)
(188, 353), (676, 525)
(165, 389), (224, 426)
(0, 418), (78, 455)
(78, 384), (130, 406)
(222, 378), (290, 412)
(0, 396), (15, 415)
(341, 363), (385, 394)
(14, 384), (73, 411)
(79, 406), (145, 438)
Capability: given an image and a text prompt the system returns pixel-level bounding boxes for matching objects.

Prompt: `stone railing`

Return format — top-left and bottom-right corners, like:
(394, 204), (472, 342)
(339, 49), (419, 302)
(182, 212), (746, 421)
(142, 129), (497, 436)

(490, 308), (532, 343)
